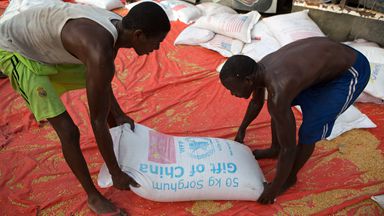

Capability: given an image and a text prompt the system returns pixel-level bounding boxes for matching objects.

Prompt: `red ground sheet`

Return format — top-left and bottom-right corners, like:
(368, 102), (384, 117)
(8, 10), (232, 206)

(0, 2), (383, 215)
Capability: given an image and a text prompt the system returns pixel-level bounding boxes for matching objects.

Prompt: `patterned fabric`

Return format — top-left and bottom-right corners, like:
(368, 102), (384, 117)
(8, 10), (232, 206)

(0, 3), (383, 215)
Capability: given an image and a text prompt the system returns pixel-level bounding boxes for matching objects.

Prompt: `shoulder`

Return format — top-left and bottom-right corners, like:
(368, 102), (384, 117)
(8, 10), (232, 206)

(61, 18), (115, 62)
(63, 18), (114, 46)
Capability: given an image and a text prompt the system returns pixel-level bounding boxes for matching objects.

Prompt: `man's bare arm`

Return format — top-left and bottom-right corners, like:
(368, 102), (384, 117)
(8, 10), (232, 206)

(258, 97), (296, 204)
(61, 19), (138, 187)
(109, 87), (135, 130)
(235, 88), (265, 143)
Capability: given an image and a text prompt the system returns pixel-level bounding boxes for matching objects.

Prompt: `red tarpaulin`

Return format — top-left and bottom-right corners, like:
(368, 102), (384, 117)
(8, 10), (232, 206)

(0, 2), (383, 215)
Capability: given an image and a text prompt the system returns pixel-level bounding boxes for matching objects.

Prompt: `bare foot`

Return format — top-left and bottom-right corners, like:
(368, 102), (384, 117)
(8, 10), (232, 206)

(87, 193), (128, 216)
(253, 148), (279, 159)
(279, 176), (297, 195)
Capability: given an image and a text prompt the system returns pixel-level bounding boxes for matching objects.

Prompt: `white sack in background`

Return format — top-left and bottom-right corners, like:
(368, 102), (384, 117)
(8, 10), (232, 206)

(192, 11), (261, 43)
(75, 0), (124, 10)
(0, 0), (62, 23)
(174, 26), (215, 46)
(216, 60), (225, 72)
(241, 20), (281, 62)
(371, 194), (384, 209)
(200, 34), (244, 57)
(347, 45), (384, 101)
(98, 124), (265, 202)
(263, 10), (325, 46)
(295, 105), (376, 141)
(159, 0), (202, 24)
(356, 92), (384, 105)
(126, 0), (176, 21)
(196, 2), (237, 16)
(344, 38), (381, 48)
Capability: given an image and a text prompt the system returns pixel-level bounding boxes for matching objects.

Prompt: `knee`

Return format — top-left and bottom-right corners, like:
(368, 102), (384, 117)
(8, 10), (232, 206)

(58, 123), (80, 146)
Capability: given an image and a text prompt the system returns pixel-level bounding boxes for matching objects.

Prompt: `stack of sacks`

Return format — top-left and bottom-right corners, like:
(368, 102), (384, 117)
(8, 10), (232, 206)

(126, 0), (203, 24)
(158, 0), (202, 24)
(98, 123), (266, 202)
(75, 0), (125, 10)
(215, 9), (326, 71)
(261, 9), (325, 46)
(1, 0), (63, 23)
(175, 2), (260, 58)
(344, 39), (384, 105)
(175, 8), (327, 72)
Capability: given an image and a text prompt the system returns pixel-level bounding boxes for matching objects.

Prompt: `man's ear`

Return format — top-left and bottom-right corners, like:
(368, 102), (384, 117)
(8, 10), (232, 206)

(245, 75), (254, 86)
(133, 29), (145, 40)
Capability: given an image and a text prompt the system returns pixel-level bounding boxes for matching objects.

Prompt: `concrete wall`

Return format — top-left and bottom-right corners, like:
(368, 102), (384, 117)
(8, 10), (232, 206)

(293, 6), (384, 46)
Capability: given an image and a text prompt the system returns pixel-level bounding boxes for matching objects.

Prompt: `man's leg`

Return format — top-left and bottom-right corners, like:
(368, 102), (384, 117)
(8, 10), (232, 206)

(253, 119), (281, 159)
(280, 143), (315, 193)
(48, 111), (126, 215)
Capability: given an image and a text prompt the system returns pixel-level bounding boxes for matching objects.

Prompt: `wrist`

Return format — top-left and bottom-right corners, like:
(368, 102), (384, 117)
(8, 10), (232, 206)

(109, 166), (123, 177)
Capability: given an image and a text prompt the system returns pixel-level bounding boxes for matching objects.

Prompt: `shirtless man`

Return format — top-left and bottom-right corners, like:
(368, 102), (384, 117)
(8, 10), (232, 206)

(0, 1), (170, 215)
(219, 37), (370, 204)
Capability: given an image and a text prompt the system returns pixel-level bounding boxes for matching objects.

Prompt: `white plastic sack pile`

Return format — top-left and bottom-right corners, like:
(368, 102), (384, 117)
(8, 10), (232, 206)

(349, 44), (384, 101)
(196, 2), (237, 16)
(192, 11), (261, 43)
(174, 26), (215, 46)
(159, 0), (202, 24)
(126, 0), (176, 22)
(75, 0), (124, 10)
(1, 0), (62, 23)
(98, 124), (265, 202)
(263, 10), (325, 46)
(200, 34), (244, 57)
(241, 20), (281, 62)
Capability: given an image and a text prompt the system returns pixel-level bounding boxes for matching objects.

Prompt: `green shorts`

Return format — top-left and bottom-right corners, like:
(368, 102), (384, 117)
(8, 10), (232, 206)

(0, 49), (86, 121)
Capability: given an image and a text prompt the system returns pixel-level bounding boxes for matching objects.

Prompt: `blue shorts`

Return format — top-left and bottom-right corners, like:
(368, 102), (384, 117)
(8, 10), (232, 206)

(292, 48), (370, 145)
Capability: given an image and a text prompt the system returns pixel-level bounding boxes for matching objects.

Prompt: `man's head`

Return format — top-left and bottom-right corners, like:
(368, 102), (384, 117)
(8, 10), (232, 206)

(220, 55), (257, 99)
(122, 2), (170, 55)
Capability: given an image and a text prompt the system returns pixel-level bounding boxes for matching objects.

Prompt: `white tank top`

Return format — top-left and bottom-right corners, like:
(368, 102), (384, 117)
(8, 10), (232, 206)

(0, 2), (122, 64)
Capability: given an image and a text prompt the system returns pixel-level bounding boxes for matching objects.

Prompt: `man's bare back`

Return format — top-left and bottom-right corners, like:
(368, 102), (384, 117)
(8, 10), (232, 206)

(260, 37), (357, 101)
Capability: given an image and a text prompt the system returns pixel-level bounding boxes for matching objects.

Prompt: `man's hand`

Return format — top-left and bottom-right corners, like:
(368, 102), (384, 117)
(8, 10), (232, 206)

(112, 171), (140, 190)
(257, 182), (278, 204)
(114, 114), (135, 131)
(234, 128), (246, 143)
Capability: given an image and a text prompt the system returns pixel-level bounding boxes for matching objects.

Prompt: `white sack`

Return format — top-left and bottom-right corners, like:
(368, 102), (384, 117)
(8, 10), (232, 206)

(196, 2), (237, 16)
(1, 0), (62, 23)
(98, 123), (265, 202)
(159, 0), (202, 24)
(75, 0), (124, 10)
(126, 0), (176, 21)
(347, 45), (384, 100)
(200, 34), (244, 57)
(327, 105), (376, 140)
(356, 92), (384, 104)
(263, 10), (325, 46)
(174, 26), (215, 45)
(241, 20), (281, 62)
(192, 11), (261, 43)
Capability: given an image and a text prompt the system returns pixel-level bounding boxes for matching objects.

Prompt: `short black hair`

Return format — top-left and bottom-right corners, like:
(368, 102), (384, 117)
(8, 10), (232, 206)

(220, 55), (257, 80)
(122, 2), (170, 37)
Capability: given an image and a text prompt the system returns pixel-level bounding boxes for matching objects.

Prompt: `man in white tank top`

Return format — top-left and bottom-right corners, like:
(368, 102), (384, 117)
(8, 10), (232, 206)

(0, 1), (170, 215)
